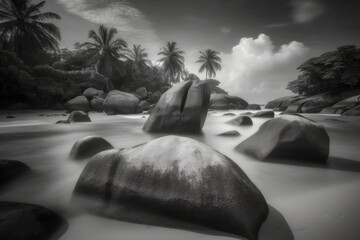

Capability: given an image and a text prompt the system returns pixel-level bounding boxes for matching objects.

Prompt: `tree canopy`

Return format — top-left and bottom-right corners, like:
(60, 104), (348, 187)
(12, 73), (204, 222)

(287, 45), (360, 96)
(196, 49), (222, 79)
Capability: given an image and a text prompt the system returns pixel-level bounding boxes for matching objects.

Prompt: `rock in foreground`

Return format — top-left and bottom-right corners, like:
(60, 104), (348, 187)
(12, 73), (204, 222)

(69, 136), (114, 160)
(0, 160), (30, 187)
(143, 80), (216, 133)
(68, 111), (91, 123)
(236, 115), (329, 162)
(73, 136), (268, 240)
(0, 201), (67, 240)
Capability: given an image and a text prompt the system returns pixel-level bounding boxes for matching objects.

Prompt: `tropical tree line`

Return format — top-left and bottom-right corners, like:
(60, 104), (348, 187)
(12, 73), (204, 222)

(0, 0), (223, 94)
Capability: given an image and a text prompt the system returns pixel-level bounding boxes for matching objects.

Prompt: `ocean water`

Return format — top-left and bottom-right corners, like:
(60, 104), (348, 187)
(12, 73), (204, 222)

(0, 110), (359, 240)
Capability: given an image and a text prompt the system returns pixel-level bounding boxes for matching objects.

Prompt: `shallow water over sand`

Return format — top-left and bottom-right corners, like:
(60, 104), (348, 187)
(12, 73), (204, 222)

(0, 110), (360, 240)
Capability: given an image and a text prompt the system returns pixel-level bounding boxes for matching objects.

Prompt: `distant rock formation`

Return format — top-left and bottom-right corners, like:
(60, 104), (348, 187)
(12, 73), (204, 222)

(321, 95), (360, 115)
(236, 115), (329, 162)
(73, 136), (268, 240)
(69, 136), (114, 160)
(65, 96), (90, 112)
(103, 90), (140, 114)
(247, 104), (261, 110)
(0, 201), (67, 240)
(143, 80), (217, 133)
(210, 93), (248, 110)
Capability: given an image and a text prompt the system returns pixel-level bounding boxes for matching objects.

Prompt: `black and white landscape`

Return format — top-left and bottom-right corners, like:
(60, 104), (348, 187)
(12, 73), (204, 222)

(1, 0), (360, 240)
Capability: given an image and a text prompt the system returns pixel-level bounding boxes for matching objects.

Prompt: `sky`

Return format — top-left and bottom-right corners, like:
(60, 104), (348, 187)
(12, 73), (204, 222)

(43, 0), (360, 103)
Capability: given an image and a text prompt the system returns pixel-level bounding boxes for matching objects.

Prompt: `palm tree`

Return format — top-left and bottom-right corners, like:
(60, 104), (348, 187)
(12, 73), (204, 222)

(81, 25), (128, 90)
(0, 0), (61, 61)
(158, 42), (185, 84)
(196, 49), (222, 79)
(126, 44), (151, 80)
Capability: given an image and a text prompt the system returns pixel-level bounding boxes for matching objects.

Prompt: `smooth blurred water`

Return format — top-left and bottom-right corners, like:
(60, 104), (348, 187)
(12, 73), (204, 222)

(0, 110), (360, 240)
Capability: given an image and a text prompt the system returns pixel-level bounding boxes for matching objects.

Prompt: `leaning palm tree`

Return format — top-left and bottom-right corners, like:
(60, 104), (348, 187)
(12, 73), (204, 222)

(126, 44), (151, 79)
(158, 42), (185, 84)
(0, 0), (61, 61)
(196, 49), (222, 79)
(81, 25), (128, 90)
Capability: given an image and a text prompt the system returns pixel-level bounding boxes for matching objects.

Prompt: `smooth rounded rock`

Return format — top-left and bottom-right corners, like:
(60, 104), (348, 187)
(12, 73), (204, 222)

(70, 136), (114, 160)
(247, 104), (261, 110)
(252, 111), (275, 118)
(0, 160), (30, 187)
(228, 116), (253, 126)
(73, 136), (269, 240)
(210, 93), (248, 110)
(0, 201), (67, 240)
(103, 90), (139, 114)
(83, 88), (106, 99)
(67, 111), (91, 123)
(236, 115), (330, 162)
(217, 130), (241, 137)
(65, 96), (90, 112)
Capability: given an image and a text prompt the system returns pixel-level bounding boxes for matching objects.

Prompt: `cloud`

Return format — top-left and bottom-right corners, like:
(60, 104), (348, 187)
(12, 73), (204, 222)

(220, 26), (232, 34)
(291, 0), (324, 23)
(214, 34), (309, 103)
(57, 0), (160, 57)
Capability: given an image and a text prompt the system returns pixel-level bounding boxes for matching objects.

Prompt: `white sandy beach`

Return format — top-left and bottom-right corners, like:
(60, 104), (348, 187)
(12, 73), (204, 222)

(0, 110), (359, 240)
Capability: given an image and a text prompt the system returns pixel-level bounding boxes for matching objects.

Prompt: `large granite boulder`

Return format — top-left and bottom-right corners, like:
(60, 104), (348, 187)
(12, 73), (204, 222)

(321, 95), (360, 114)
(70, 136), (114, 160)
(0, 160), (30, 187)
(252, 111), (275, 118)
(228, 116), (253, 126)
(0, 201), (67, 240)
(143, 80), (216, 133)
(65, 96), (90, 112)
(210, 93), (248, 110)
(103, 90), (140, 114)
(265, 96), (305, 111)
(236, 115), (329, 162)
(83, 88), (106, 99)
(73, 136), (268, 240)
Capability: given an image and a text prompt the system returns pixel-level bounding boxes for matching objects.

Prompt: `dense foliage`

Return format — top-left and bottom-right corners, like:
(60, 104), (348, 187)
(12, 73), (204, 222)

(158, 42), (185, 83)
(0, 50), (107, 108)
(0, 0), (61, 64)
(287, 45), (360, 96)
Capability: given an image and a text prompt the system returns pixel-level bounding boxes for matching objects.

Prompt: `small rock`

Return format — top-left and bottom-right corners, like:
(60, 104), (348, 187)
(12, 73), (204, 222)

(217, 130), (241, 137)
(252, 111), (275, 118)
(0, 160), (30, 187)
(223, 113), (236, 116)
(228, 116), (253, 126)
(69, 136), (114, 160)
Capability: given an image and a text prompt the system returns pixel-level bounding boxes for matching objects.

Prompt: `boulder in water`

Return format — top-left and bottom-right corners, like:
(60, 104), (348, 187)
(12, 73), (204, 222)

(247, 104), (261, 110)
(90, 96), (104, 112)
(265, 96), (305, 110)
(0, 160), (30, 187)
(138, 101), (151, 111)
(65, 96), (90, 112)
(217, 130), (241, 137)
(73, 136), (268, 240)
(210, 93), (248, 110)
(236, 115), (329, 162)
(223, 112), (236, 116)
(321, 95), (360, 114)
(228, 116), (253, 126)
(343, 105), (360, 116)
(252, 111), (275, 118)
(67, 111), (91, 123)
(70, 136), (114, 160)
(0, 201), (67, 240)
(143, 80), (216, 133)
(103, 90), (139, 114)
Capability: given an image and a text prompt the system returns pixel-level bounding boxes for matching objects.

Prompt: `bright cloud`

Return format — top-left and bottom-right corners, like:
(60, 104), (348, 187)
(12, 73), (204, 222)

(214, 34), (309, 103)
(57, 0), (161, 57)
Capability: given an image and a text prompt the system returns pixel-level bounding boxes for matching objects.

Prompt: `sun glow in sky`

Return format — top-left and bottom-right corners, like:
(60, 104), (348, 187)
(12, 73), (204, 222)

(44, 0), (360, 103)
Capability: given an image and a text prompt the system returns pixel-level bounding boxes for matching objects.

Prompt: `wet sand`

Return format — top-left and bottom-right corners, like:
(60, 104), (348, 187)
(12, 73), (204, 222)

(0, 110), (359, 240)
